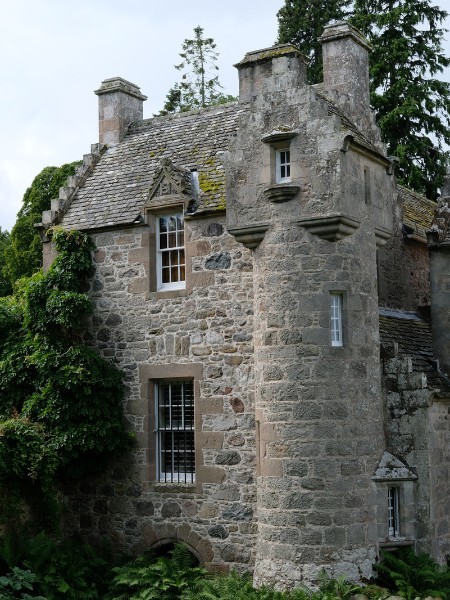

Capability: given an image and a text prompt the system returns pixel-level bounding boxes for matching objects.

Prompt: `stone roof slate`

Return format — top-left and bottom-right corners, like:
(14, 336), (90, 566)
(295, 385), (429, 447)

(379, 309), (450, 394)
(61, 102), (245, 230)
(399, 185), (436, 240)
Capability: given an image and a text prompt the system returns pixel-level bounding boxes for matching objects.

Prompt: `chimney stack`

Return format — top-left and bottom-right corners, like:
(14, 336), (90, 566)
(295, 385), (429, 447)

(95, 77), (147, 146)
(319, 22), (371, 124)
(234, 44), (307, 104)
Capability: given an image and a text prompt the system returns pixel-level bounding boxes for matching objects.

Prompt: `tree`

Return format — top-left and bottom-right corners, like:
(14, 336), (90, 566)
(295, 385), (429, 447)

(2, 162), (81, 289)
(0, 228), (132, 526)
(0, 229), (12, 297)
(351, 0), (450, 199)
(158, 26), (236, 115)
(277, 0), (352, 83)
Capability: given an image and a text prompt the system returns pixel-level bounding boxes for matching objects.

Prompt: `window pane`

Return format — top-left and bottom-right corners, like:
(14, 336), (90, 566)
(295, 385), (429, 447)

(156, 381), (194, 482)
(168, 232), (177, 248)
(168, 216), (177, 231)
(159, 217), (167, 233)
(162, 267), (170, 283)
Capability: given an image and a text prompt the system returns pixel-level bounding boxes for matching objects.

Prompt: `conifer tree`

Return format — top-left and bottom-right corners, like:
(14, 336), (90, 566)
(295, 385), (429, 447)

(277, 0), (352, 83)
(158, 26), (235, 115)
(352, 0), (450, 199)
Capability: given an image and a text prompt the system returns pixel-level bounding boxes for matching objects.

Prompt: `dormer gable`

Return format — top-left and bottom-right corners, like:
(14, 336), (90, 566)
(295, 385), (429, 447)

(145, 158), (193, 212)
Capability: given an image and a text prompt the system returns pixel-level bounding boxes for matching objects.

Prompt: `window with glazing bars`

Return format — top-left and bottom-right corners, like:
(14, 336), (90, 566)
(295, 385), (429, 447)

(276, 149), (291, 183)
(156, 380), (194, 483)
(330, 293), (343, 347)
(388, 486), (400, 536)
(157, 214), (185, 290)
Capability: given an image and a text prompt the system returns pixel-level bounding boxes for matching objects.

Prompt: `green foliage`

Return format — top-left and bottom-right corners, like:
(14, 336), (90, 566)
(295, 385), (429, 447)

(276, 0), (351, 83)
(374, 548), (450, 600)
(0, 567), (46, 600)
(0, 228), (132, 525)
(106, 544), (206, 600)
(0, 530), (110, 600)
(158, 26), (236, 116)
(2, 161), (81, 288)
(0, 228), (12, 297)
(351, 0), (450, 199)
(182, 570), (292, 600)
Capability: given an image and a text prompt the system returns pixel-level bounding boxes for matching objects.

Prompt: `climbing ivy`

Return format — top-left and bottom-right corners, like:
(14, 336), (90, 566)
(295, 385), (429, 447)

(0, 228), (133, 527)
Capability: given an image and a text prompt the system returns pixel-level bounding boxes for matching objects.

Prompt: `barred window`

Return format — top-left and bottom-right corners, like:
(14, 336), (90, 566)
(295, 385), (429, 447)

(157, 214), (185, 290)
(155, 380), (195, 483)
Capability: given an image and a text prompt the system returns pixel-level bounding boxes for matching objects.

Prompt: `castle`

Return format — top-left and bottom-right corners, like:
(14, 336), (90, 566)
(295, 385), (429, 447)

(38, 22), (450, 588)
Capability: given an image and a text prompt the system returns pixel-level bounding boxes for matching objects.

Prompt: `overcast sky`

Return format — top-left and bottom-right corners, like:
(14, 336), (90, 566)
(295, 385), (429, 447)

(1, 0), (449, 232)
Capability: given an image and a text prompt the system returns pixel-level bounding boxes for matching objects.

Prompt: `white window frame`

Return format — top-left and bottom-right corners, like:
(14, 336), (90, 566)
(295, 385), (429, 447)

(388, 486), (400, 537)
(276, 148), (291, 183)
(155, 380), (195, 484)
(330, 293), (343, 347)
(157, 213), (186, 291)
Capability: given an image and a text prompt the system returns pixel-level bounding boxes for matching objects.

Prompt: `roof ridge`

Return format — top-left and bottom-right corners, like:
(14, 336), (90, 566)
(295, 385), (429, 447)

(128, 101), (242, 132)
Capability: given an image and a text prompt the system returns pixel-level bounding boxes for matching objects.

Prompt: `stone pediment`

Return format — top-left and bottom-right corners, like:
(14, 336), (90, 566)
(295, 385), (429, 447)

(372, 452), (417, 481)
(145, 159), (193, 210)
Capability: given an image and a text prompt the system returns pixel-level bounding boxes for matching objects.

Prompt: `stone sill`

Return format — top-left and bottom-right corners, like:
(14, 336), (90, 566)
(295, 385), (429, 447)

(152, 483), (197, 494)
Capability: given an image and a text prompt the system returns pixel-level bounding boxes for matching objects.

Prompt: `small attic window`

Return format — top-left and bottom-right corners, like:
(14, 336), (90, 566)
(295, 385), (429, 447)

(388, 486), (400, 537)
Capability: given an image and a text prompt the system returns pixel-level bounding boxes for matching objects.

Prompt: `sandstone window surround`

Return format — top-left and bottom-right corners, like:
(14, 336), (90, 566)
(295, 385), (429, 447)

(372, 452), (417, 548)
(155, 379), (195, 483)
(261, 129), (300, 203)
(140, 363), (222, 493)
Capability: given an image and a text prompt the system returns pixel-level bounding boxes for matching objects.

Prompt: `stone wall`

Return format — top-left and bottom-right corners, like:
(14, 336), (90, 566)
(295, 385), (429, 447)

(62, 214), (259, 571)
(378, 197), (430, 311)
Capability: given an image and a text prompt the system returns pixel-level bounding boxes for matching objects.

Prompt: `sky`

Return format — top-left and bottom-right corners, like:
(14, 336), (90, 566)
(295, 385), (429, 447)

(0, 0), (450, 232)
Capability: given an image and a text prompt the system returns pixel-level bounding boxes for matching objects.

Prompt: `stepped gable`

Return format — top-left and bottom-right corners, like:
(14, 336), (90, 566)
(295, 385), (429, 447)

(379, 308), (450, 393)
(399, 185), (436, 240)
(60, 102), (246, 231)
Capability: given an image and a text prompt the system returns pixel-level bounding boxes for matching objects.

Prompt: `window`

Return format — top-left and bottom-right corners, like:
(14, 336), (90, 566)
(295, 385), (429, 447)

(276, 148), (291, 183)
(155, 380), (195, 483)
(388, 486), (400, 537)
(157, 214), (185, 290)
(330, 293), (343, 347)
(364, 167), (371, 205)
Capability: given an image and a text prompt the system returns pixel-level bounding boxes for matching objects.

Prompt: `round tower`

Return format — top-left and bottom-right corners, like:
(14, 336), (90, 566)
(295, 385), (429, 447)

(227, 27), (394, 587)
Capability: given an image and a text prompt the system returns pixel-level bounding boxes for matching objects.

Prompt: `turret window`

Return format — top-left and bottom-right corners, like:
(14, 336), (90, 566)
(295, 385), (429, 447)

(276, 149), (291, 183)
(330, 293), (343, 347)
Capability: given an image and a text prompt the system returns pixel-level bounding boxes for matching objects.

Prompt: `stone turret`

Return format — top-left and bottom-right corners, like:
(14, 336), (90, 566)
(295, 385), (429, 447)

(95, 77), (147, 146)
(227, 30), (391, 587)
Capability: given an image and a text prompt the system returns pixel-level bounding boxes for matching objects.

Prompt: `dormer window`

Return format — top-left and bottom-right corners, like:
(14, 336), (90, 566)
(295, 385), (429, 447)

(276, 149), (291, 183)
(157, 214), (185, 291)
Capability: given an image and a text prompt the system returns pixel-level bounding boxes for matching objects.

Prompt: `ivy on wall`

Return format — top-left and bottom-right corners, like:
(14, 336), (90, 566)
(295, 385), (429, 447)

(0, 228), (133, 527)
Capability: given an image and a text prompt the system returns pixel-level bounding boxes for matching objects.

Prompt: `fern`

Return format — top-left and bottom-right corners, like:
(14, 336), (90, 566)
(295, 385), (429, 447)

(375, 548), (450, 600)
(106, 543), (206, 600)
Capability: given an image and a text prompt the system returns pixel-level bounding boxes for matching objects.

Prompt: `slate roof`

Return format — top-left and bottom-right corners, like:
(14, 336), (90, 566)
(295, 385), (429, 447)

(379, 308), (450, 394)
(60, 82), (390, 231)
(399, 185), (436, 240)
(61, 102), (245, 230)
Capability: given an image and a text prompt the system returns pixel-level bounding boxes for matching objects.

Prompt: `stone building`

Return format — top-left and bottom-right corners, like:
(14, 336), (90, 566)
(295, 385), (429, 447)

(38, 22), (450, 588)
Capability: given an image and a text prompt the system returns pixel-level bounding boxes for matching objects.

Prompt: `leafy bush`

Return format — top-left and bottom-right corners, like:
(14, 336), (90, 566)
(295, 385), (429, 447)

(106, 543), (206, 600)
(0, 530), (110, 600)
(374, 548), (450, 600)
(0, 567), (46, 600)
(0, 228), (132, 526)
